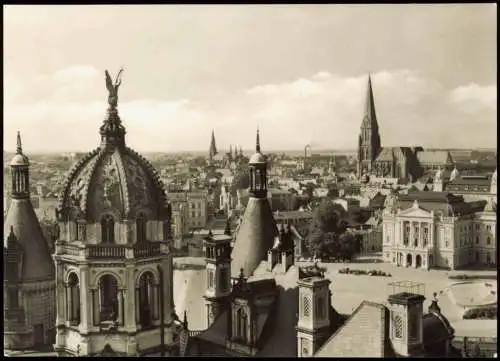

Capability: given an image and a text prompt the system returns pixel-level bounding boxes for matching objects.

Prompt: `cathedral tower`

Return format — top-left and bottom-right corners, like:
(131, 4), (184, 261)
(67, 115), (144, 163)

(53, 69), (177, 356)
(209, 130), (218, 161)
(203, 231), (232, 328)
(357, 74), (382, 178)
(4, 132), (56, 351)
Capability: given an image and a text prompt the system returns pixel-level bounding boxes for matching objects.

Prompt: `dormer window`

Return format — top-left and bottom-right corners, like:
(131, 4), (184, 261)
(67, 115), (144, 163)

(101, 215), (115, 244)
(136, 212), (147, 243)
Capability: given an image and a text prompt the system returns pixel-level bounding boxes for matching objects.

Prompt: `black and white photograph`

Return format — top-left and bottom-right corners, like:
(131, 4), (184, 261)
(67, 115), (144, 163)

(3, 4), (497, 357)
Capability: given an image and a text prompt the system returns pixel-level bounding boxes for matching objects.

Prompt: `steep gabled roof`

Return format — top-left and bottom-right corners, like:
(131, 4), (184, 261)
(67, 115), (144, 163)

(315, 300), (394, 357)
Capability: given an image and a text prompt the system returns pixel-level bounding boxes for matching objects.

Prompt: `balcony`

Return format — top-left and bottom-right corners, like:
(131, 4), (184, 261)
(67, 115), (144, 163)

(88, 245), (126, 258)
(58, 242), (164, 260)
(133, 242), (162, 258)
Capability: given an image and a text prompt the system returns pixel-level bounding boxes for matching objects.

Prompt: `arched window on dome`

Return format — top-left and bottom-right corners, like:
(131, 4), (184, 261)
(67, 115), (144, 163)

(98, 275), (119, 323)
(137, 271), (158, 328)
(101, 215), (115, 244)
(67, 273), (80, 325)
(136, 213), (147, 243)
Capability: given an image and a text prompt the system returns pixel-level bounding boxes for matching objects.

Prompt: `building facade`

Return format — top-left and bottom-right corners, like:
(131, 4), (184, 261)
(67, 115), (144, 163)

(382, 191), (496, 270)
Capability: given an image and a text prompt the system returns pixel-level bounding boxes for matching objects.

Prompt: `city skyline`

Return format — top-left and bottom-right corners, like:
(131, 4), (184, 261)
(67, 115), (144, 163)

(4, 4), (497, 153)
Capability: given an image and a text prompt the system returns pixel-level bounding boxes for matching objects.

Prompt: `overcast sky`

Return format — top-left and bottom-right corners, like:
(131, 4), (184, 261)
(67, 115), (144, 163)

(4, 4), (497, 153)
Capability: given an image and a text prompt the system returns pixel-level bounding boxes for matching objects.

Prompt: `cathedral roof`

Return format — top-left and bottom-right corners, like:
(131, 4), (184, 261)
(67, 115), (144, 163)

(4, 195), (54, 282)
(56, 75), (168, 222)
(417, 150), (453, 165)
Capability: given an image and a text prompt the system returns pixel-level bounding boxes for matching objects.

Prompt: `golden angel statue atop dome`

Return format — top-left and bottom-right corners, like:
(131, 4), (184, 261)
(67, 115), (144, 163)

(105, 68), (124, 109)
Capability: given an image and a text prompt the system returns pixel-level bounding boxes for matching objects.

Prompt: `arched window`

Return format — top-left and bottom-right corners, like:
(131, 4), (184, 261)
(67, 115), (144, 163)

(101, 215), (115, 244)
(138, 272), (156, 328)
(255, 169), (261, 189)
(99, 275), (119, 323)
(303, 296), (311, 318)
(136, 213), (147, 243)
(67, 273), (80, 325)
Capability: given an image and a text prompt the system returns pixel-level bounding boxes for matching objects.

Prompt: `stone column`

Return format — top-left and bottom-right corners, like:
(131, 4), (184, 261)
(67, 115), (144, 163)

(135, 287), (141, 325)
(79, 267), (89, 333)
(153, 283), (159, 320)
(118, 289), (124, 326)
(64, 284), (69, 323)
(124, 265), (136, 331)
(91, 288), (100, 326)
(55, 262), (66, 326)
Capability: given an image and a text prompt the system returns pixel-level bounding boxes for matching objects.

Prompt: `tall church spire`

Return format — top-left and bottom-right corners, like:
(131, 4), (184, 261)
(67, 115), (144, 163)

(364, 74), (377, 126)
(357, 74), (382, 178)
(209, 130), (217, 158)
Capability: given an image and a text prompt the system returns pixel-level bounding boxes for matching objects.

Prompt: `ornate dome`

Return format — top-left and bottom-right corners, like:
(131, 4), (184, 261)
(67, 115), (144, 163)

(56, 94), (168, 222)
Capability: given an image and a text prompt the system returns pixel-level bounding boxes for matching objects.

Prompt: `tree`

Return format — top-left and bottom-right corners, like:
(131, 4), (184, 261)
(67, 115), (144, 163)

(337, 232), (359, 261)
(232, 166), (250, 190)
(306, 200), (346, 259)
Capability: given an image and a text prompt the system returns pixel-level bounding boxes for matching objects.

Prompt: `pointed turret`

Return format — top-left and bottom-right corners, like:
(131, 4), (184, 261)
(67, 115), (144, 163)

(4, 132), (54, 282)
(231, 129), (278, 277)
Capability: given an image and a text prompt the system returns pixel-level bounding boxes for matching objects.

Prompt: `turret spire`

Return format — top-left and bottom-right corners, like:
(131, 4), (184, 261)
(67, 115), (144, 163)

(16, 131), (22, 154)
(256, 128), (261, 153)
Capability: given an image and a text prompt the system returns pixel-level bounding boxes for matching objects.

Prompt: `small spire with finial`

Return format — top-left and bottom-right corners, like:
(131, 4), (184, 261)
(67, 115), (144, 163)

(183, 310), (188, 329)
(224, 218), (231, 236)
(16, 131), (23, 154)
(256, 128), (261, 153)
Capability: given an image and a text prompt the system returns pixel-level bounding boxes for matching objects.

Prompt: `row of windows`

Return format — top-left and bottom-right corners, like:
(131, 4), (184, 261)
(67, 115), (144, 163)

(66, 272), (158, 328)
(95, 213), (149, 244)
(458, 224), (493, 233)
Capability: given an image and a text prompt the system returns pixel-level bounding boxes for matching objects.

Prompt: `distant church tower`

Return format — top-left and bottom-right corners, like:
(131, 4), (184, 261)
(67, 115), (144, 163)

(4, 132), (56, 351)
(203, 230), (232, 328)
(209, 130), (218, 161)
(357, 75), (382, 178)
(53, 70), (178, 356)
